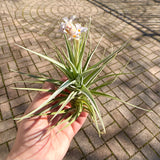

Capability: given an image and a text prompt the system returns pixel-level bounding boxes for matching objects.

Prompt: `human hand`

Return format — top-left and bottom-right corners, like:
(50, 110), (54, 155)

(7, 82), (88, 160)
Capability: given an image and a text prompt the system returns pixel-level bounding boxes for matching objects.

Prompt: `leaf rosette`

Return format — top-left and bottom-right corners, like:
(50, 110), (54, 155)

(13, 16), (150, 136)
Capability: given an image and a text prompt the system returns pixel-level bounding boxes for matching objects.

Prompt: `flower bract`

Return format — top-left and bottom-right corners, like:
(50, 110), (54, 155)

(60, 15), (88, 40)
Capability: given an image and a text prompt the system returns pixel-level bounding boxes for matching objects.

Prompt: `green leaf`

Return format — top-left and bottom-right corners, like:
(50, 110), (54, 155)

(64, 34), (75, 64)
(79, 85), (106, 135)
(56, 103), (83, 134)
(50, 91), (77, 121)
(83, 44), (121, 87)
(16, 44), (73, 79)
(77, 33), (87, 72)
(55, 112), (77, 134)
(88, 40), (129, 71)
(91, 79), (115, 91)
(78, 21), (90, 62)
(16, 81), (43, 84)
(91, 73), (132, 91)
(60, 47), (79, 76)
(88, 49), (116, 71)
(91, 72), (132, 84)
(33, 72), (49, 77)
(14, 100), (63, 120)
(81, 67), (99, 78)
(91, 90), (151, 112)
(11, 69), (63, 85)
(84, 44), (123, 87)
(16, 44), (65, 70)
(18, 79), (76, 121)
(56, 49), (66, 66)
(83, 35), (103, 72)
(78, 99), (94, 117)
(11, 69), (47, 80)
(83, 67), (101, 85)
(11, 87), (54, 92)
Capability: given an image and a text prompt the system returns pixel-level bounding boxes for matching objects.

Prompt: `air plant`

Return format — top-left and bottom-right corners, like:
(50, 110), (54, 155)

(13, 16), (148, 136)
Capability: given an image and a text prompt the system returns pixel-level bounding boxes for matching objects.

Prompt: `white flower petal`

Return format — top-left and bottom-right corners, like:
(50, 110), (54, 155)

(60, 22), (65, 28)
(81, 27), (88, 33)
(69, 15), (76, 22)
(60, 16), (87, 40)
(60, 22), (66, 33)
(63, 17), (69, 22)
(75, 23), (81, 29)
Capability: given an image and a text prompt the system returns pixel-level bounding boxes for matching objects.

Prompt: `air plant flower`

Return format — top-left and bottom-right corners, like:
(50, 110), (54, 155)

(13, 16), (149, 136)
(60, 15), (88, 40)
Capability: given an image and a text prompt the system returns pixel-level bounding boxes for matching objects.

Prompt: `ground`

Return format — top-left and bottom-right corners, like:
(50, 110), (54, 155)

(0, 0), (160, 159)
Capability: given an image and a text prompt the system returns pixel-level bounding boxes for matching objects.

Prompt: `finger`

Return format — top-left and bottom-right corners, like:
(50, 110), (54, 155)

(75, 111), (88, 126)
(61, 76), (68, 82)
(61, 111), (88, 141)
(70, 111), (88, 135)
(25, 82), (55, 114)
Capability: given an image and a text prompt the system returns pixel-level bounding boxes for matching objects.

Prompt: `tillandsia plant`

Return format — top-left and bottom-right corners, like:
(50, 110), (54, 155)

(13, 15), (149, 136)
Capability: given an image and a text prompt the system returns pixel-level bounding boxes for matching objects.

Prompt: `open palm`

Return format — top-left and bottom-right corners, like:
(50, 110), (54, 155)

(7, 82), (88, 160)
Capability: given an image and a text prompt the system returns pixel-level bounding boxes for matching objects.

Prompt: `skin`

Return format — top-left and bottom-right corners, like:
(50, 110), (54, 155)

(7, 82), (88, 160)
